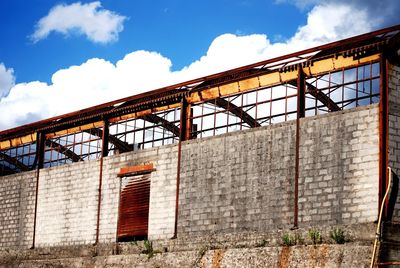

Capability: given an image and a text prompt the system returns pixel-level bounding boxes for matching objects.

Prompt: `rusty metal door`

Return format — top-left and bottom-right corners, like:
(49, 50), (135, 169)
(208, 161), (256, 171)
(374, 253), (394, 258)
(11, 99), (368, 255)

(117, 174), (150, 241)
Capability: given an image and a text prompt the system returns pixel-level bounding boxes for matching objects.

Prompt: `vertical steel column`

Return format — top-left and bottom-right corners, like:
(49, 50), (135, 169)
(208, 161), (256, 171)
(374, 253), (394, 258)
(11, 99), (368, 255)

(378, 56), (389, 220)
(102, 120), (110, 157)
(185, 104), (193, 141)
(173, 97), (188, 238)
(31, 131), (45, 249)
(294, 68), (306, 228)
(95, 120), (109, 244)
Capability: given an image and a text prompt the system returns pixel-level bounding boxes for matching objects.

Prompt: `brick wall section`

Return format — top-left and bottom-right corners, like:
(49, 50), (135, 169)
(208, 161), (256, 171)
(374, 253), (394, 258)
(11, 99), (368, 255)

(178, 121), (296, 235)
(35, 161), (100, 247)
(299, 105), (379, 225)
(388, 63), (400, 221)
(98, 145), (177, 242)
(0, 171), (36, 248)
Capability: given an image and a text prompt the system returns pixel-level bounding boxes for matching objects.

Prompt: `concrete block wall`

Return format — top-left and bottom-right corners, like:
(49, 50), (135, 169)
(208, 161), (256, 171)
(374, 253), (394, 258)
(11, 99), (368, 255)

(299, 105), (379, 225)
(177, 105), (379, 236)
(0, 104), (382, 248)
(178, 120), (297, 235)
(35, 161), (100, 247)
(388, 63), (400, 221)
(0, 171), (36, 248)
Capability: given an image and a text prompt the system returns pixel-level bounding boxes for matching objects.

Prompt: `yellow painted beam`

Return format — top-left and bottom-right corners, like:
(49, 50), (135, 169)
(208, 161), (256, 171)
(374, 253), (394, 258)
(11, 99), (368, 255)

(46, 121), (104, 139)
(0, 133), (36, 150)
(187, 53), (381, 103)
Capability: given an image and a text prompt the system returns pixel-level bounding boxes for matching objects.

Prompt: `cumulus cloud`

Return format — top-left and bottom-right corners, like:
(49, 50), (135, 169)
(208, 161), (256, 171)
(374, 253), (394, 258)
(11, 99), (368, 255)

(0, 0), (396, 130)
(31, 1), (126, 44)
(0, 63), (15, 98)
(286, 2), (377, 48)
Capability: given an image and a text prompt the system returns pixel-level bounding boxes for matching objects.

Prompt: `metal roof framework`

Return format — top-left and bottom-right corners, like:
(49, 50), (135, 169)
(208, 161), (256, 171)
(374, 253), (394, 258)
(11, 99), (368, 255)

(0, 25), (399, 175)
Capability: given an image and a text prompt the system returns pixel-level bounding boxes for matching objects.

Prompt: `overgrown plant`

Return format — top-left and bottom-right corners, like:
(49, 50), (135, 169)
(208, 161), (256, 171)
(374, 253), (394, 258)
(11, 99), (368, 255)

(330, 227), (347, 244)
(142, 240), (154, 259)
(282, 233), (296, 246)
(308, 228), (322, 244)
(282, 232), (304, 246)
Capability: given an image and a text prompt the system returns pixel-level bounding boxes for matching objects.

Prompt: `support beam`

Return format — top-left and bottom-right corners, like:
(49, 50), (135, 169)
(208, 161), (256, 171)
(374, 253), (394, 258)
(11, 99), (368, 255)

(84, 128), (132, 154)
(288, 80), (341, 112)
(101, 120), (109, 157)
(306, 82), (341, 112)
(379, 56), (389, 220)
(294, 68), (306, 228)
(95, 120), (108, 244)
(141, 114), (180, 137)
(209, 98), (261, 128)
(173, 98), (187, 238)
(32, 131), (45, 249)
(45, 140), (83, 162)
(0, 152), (30, 172)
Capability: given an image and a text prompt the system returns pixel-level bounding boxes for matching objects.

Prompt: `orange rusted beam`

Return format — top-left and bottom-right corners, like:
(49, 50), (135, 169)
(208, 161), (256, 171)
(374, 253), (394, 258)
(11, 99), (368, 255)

(118, 163), (155, 177)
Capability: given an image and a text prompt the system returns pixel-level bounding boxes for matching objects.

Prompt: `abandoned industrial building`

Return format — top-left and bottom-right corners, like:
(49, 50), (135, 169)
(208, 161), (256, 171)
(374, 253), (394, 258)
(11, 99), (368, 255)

(1, 25), (400, 267)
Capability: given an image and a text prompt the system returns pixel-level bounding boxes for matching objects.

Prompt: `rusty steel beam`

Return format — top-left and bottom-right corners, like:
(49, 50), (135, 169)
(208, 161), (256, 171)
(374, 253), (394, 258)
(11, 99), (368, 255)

(379, 56), (389, 220)
(141, 114), (180, 137)
(173, 98), (187, 239)
(84, 128), (132, 154)
(208, 98), (261, 128)
(288, 80), (341, 112)
(294, 68), (306, 228)
(0, 151), (30, 172)
(45, 140), (82, 162)
(95, 120), (108, 245)
(32, 131), (45, 249)
(306, 82), (341, 112)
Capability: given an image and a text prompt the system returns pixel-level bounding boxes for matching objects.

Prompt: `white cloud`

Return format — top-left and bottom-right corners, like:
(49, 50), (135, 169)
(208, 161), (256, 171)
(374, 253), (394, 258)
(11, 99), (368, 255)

(31, 1), (126, 44)
(0, 63), (15, 98)
(0, 1), (390, 130)
(286, 3), (377, 49)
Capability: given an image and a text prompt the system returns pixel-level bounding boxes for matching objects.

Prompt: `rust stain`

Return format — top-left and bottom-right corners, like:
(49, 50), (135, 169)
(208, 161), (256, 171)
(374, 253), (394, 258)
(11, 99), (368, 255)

(308, 244), (329, 268)
(319, 244), (328, 268)
(278, 247), (291, 268)
(211, 249), (225, 268)
(118, 163), (154, 177)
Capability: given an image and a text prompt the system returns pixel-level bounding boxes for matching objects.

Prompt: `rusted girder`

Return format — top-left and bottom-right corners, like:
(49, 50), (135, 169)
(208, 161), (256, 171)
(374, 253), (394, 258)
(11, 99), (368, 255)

(208, 98), (261, 128)
(0, 152), (30, 171)
(305, 82), (341, 112)
(45, 140), (82, 162)
(288, 80), (341, 112)
(141, 114), (180, 137)
(84, 128), (132, 153)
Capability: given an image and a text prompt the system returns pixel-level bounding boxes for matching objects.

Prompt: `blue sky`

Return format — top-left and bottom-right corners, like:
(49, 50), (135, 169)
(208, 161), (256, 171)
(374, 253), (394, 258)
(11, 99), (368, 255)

(0, 0), (399, 130)
(1, 0), (305, 83)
